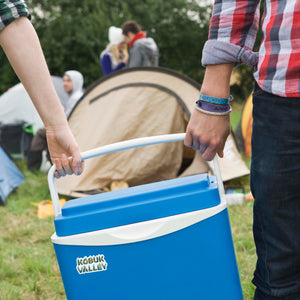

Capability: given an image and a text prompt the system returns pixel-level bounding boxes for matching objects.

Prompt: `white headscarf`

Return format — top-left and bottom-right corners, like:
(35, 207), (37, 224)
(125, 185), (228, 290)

(64, 70), (84, 117)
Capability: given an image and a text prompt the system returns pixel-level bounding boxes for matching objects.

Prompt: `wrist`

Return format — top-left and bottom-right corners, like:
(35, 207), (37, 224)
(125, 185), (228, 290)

(201, 63), (234, 98)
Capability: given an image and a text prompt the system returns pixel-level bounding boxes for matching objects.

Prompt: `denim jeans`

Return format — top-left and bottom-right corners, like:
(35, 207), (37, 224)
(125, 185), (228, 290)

(251, 83), (300, 299)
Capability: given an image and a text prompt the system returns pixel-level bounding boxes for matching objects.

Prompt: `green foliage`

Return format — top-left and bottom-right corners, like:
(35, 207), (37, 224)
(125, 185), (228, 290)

(0, 0), (211, 93)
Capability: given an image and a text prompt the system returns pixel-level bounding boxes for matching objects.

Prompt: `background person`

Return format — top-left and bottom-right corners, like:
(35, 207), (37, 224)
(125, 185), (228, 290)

(121, 20), (159, 68)
(100, 26), (128, 76)
(63, 70), (84, 117)
(0, 1), (83, 178)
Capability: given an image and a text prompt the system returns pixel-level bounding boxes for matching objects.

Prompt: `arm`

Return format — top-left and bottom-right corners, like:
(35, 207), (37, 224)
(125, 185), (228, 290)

(0, 17), (83, 178)
(100, 54), (113, 75)
(101, 53), (126, 75)
(113, 62), (126, 72)
(185, 0), (261, 161)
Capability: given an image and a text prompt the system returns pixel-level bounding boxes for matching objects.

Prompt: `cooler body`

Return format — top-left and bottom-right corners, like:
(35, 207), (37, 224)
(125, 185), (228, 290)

(52, 174), (243, 300)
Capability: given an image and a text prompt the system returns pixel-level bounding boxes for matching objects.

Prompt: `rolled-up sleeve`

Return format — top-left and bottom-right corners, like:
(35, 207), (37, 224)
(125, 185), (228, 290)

(0, 0), (31, 31)
(202, 0), (260, 67)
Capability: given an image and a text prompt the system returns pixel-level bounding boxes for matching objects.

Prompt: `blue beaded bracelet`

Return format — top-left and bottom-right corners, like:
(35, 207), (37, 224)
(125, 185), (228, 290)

(199, 93), (233, 105)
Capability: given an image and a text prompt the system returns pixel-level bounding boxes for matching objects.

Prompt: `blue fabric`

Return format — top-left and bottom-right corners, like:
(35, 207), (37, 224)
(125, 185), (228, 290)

(251, 83), (300, 299)
(100, 54), (125, 76)
(0, 146), (24, 204)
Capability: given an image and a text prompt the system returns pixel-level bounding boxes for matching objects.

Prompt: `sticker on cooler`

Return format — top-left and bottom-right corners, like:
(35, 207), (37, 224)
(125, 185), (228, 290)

(76, 254), (108, 275)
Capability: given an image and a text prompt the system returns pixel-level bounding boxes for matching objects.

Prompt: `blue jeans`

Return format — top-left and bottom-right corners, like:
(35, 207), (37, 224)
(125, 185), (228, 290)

(251, 83), (300, 299)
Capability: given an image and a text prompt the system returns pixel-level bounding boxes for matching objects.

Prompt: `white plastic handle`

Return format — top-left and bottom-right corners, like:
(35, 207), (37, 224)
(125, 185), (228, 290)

(48, 133), (225, 217)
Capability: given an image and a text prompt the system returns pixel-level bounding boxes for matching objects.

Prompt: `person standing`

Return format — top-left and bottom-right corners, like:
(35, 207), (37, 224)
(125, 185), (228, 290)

(100, 26), (128, 76)
(121, 20), (159, 68)
(0, 0), (83, 178)
(184, 1), (300, 299)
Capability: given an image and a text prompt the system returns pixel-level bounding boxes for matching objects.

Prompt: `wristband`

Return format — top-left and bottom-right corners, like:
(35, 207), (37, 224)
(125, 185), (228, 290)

(195, 100), (231, 116)
(196, 100), (231, 113)
(199, 93), (233, 105)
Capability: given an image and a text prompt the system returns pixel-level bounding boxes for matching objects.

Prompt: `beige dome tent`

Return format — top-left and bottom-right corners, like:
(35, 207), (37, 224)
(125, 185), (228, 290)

(56, 67), (249, 197)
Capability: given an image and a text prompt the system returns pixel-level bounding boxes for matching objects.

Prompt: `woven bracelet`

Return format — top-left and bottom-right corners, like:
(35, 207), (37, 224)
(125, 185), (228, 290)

(199, 93), (233, 105)
(195, 100), (231, 116)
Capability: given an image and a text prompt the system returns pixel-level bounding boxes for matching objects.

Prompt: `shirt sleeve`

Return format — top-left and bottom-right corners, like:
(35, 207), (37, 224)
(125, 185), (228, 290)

(113, 62), (125, 72)
(101, 54), (125, 75)
(0, 0), (31, 31)
(100, 54), (113, 76)
(202, 0), (261, 67)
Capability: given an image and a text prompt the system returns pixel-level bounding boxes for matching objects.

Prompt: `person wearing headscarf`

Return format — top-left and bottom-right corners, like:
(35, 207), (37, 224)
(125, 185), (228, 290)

(100, 26), (128, 75)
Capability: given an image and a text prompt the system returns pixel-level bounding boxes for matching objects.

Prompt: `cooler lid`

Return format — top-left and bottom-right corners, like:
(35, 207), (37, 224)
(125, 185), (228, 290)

(54, 174), (220, 236)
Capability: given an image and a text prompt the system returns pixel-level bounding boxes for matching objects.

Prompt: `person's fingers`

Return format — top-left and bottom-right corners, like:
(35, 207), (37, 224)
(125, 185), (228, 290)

(217, 139), (226, 158)
(77, 160), (85, 176)
(201, 145), (217, 161)
(61, 154), (73, 175)
(70, 147), (83, 176)
(199, 143), (207, 154)
(192, 135), (201, 151)
(184, 130), (193, 148)
(54, 158), (66, 178)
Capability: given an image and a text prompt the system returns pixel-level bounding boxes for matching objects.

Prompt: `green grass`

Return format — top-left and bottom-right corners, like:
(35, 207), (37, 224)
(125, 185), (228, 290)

(1, 152), (256, 299)
(0, 163), (66, 300)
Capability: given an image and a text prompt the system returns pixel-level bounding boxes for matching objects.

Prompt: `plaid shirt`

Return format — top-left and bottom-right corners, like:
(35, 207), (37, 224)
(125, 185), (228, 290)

(0, 0), (30, 31)
(202, 0), (300, 98)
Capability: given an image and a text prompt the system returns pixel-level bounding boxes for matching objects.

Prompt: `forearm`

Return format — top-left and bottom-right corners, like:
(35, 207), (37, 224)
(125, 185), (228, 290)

(0, 17), (67, 129)
(101, 55), (113, 75)
(200, 63), (234, 98)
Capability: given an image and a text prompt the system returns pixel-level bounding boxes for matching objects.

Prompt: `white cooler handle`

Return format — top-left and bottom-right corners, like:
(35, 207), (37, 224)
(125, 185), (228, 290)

(48, 133), (225, 217)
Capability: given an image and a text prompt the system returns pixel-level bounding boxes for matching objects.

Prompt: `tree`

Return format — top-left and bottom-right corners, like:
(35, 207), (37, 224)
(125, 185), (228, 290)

(0, 0), (212, 94)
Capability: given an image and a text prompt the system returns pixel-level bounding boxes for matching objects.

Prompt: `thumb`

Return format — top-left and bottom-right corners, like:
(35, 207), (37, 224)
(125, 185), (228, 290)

(70, 144), (83, 175)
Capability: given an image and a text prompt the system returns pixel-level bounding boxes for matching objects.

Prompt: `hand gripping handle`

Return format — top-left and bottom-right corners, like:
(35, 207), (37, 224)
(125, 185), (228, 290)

(48, 133), (225, 217)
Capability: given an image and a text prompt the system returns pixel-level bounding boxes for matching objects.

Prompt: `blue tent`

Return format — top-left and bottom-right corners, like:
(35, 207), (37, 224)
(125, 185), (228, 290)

(0, 146), (24, 205)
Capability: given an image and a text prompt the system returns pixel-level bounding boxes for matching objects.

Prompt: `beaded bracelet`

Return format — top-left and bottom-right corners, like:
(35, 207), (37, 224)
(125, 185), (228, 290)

(195, 100), (232, 116)
(199, 93), (233, 105)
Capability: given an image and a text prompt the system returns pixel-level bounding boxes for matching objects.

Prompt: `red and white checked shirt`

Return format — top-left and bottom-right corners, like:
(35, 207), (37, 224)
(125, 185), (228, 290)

(202, 0), (300, 97)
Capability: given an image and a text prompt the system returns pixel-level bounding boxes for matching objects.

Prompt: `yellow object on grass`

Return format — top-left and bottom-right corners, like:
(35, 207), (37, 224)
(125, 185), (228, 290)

(241, 92), (253, 157)
(32, 199), (66, 219)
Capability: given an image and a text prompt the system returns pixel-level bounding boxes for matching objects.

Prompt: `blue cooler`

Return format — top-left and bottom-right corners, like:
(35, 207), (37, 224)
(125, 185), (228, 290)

(48, 134), (243, 300)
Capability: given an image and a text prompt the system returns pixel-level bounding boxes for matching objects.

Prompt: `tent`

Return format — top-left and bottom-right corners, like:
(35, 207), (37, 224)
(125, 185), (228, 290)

(0, 76), (68, 157)
(0, 145), (24, 205)
(56, 67), (249, 197)
(234, 92), (253, 157)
